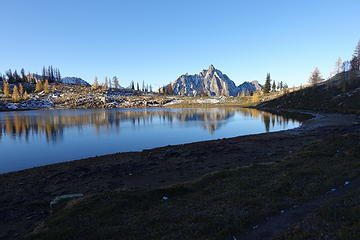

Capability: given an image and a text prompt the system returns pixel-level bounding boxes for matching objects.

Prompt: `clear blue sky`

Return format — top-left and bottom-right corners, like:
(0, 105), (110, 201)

(1, 0), (359, 89)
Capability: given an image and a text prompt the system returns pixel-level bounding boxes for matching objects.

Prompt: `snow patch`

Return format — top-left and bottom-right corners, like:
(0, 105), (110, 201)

(195, 98), (220, 104)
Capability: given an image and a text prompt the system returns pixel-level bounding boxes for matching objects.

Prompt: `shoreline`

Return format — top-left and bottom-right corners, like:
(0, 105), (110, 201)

(0, 110), (358, 239)
(0, 102), (251, 112)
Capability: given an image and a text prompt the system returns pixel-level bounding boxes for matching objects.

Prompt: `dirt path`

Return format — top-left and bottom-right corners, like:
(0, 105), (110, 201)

(232, 177), (360, 240)
(0, 112), (358, 240)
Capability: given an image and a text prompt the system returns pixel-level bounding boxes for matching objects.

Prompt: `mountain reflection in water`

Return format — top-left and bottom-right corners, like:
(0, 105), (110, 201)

(0, 108), (298, 143)
(0, 108), (302, 173)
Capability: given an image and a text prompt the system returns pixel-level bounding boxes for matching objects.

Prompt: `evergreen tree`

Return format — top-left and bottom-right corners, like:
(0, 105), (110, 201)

(48, 66), (55, 82)
(42, 66), (47, 81)
(12, 85), (20, 102)
(6, 69), (14, 83)
(354, 40), (360, 64)
(342, 61), (350, 72)
(349, 40), (360, 71)
(350, 55), (359, 71)
(113, 76), (119, 89)
(55, 68), (61, 82)
(20, 68), (27, 82)
(272, 80), (276, 92)
(263, 73), (271, 93)
(136, 82), (140, 91)
(13, 70), (20, 83)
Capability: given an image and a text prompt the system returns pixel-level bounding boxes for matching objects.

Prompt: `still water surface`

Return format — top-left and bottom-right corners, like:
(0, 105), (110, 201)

(0, 108), (301, 173)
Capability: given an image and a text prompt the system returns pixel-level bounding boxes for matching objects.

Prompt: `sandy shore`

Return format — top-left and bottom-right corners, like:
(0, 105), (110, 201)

(0, 111), (359, 239)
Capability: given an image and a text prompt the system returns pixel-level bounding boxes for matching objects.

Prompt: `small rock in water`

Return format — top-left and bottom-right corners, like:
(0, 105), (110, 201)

(330, 188), (336, 192)
(280, 210), (285, 214)
(162, 196), (168, 201)
(344, 181), (351, 185)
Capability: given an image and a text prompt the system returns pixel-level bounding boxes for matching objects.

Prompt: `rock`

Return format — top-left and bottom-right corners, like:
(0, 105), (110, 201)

(50, 193), (84, 210)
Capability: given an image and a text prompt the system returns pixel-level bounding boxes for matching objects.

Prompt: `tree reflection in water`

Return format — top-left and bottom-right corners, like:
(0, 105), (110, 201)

(0, 108), (298, 143)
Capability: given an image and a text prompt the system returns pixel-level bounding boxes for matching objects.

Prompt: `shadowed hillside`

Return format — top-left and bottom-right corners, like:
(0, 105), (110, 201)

(258, 71), (360, 113)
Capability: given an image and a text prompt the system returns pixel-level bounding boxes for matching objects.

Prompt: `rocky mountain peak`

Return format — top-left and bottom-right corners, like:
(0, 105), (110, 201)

(168, 65), (261, 97)
(208, 64), (215, 72)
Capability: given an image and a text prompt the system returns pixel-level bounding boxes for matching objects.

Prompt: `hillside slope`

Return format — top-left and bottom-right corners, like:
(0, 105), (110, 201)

(258, 71), (360, 113)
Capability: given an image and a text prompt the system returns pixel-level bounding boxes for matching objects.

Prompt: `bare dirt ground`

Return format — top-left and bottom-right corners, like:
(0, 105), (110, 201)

(0, 112), (359, 240)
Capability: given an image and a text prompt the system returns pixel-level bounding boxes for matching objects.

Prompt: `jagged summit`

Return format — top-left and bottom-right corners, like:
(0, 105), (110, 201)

(168, 65), (261, 96)
(208, 64), (215, 72)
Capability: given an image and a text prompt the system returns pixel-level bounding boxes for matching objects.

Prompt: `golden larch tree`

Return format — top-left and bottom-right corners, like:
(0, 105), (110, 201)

(19, 83), (24, 98)
(44, 80), (49, 94)
(23, 91), (29, 100)
(3, 80), (10, 97)
(12, 85), (20, 102)
(35, 80), (43, 92)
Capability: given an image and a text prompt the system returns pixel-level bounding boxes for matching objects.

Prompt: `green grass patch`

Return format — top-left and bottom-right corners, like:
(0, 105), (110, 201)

(276, 188), (360, 240)
(24, 134), (360, 240)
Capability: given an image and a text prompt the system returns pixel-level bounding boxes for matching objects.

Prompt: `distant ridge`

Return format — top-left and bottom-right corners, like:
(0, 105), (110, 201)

(24, 73), (90, 86)
(60, 77), (90, 86)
